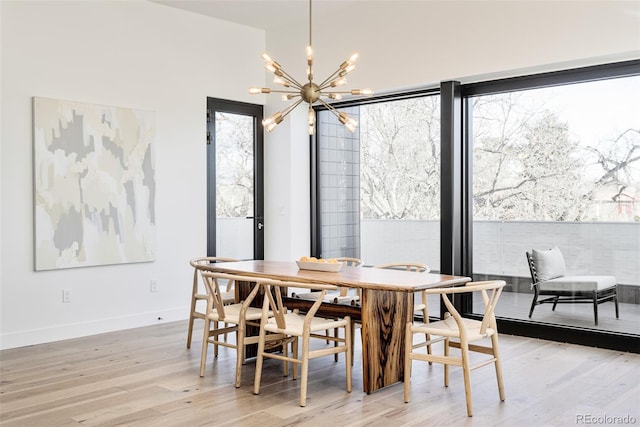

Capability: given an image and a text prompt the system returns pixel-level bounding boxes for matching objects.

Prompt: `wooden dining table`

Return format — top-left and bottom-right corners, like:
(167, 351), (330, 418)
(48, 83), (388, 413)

(202, 260), (470, 394)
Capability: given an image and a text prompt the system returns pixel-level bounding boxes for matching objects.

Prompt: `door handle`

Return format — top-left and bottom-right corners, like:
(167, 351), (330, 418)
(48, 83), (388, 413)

(257, 221), (264, 230)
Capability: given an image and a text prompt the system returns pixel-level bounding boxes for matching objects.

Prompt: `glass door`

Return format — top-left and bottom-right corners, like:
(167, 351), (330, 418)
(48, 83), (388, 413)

(206, 98), (264, 260)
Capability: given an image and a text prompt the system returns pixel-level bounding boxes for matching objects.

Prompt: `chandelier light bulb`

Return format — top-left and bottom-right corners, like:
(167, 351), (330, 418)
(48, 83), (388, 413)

(337, 110), (358, 132)
(306, 46), (313, 63)
(249, 87), (271, 94)
(273, 76), (289, 87)
(261, 52), (275, 64)
(262, 111), (283, 128)
(308, 107), (315, 126)
(265, 122), (278, 132)
(344, 121), (357, 133)
(331, 77), (347, 87)
(338, 111), (358, 128)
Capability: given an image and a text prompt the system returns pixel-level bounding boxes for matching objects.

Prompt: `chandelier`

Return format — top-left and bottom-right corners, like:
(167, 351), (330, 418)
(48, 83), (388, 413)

(249, 0), (372, 135)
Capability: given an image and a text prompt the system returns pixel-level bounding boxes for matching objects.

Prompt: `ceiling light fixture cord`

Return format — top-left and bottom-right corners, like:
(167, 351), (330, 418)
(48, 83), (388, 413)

(249, 0), (373, 135)
(309, 0), (312, 50)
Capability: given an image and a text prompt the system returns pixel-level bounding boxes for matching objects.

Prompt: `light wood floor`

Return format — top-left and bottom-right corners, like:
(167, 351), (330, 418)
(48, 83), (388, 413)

(1, 320), (639, 427)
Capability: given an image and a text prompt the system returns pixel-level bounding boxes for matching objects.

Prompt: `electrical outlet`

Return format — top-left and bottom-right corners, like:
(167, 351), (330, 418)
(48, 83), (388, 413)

(150, 279), (158, 292)
(62, 289), (72, 303)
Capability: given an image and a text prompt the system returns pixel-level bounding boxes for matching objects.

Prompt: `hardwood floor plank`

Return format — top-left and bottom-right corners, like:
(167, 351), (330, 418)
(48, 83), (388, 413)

(0, 387), (127, 423)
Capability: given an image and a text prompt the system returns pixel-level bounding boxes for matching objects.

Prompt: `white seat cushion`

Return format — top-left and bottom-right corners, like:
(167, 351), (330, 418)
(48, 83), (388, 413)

(208, 304), (264, 323)
(293, 290), (358, 305)
(539, 275), (617, 292)
(411, 316), (496, 341)
(264, 313), (349, 336)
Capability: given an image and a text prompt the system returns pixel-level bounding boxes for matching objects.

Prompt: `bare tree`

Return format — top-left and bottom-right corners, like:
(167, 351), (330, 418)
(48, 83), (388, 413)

(586, 128), (640, 202)
(215, 112), (254, 218)
(360, 96), (440, 219)
(359, 90), (639, 223)
(473, 93), (586, 221)
(473, 93), (639, 222)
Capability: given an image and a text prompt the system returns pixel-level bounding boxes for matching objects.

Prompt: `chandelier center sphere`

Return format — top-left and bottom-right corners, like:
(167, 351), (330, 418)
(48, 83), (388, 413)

(301, 83), (321, 104)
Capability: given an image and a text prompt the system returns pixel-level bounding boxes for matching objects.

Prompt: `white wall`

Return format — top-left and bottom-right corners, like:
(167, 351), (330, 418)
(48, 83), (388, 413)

(264, 1), (640, 91)
(2, 0), (639, 349)
(263, 107), (311, 261)
(0, 0), (265, 349)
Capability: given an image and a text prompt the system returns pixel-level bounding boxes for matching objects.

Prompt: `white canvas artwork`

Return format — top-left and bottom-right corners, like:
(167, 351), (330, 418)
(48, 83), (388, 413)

(33, 97), (156, 270)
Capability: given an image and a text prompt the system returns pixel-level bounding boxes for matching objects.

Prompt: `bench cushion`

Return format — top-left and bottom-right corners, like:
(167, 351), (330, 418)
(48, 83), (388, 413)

(539, 275), (617, 292)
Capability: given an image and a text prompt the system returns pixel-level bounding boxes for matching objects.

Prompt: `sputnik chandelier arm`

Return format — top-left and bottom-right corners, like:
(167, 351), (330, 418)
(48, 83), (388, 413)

(317, 98), (358, 133)
(262, 98), (304, 132)
(248, 0), (373, 135)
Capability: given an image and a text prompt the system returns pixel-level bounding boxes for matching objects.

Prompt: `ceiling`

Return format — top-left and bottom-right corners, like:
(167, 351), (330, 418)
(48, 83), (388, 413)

(150, 0), (361, 31)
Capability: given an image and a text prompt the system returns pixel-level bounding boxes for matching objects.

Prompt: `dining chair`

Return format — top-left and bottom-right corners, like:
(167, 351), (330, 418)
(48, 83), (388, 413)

(198, 272), (285, 388)
(336, 257), (362, 266)
(334, 257), (363, 300)
(253, 277), (352, 407)
(374, 262), (436, 362)
(374, 262), (431, 319)
(404, 280), (506, 417)
(374, 262), (431, 316)
(291, 257), (362, 353)
(187, 257), (238, 348)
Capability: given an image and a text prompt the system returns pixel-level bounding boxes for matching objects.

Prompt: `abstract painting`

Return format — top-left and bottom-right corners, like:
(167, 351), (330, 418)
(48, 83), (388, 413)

(33, 97), (156, 270)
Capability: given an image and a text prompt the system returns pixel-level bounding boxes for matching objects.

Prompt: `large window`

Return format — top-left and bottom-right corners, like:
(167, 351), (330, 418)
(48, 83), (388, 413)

(313, 61), (639, 350)
(315, 93), (441, 273)
(469, 75), (640, 336)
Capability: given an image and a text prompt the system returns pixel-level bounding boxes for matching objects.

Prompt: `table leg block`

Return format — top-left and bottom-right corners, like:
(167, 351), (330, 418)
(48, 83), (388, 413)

(361, 289), (413, 393)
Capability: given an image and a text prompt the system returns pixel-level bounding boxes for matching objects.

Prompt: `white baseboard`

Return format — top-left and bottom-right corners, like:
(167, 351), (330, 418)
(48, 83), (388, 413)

(0, 308), (188, 350)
